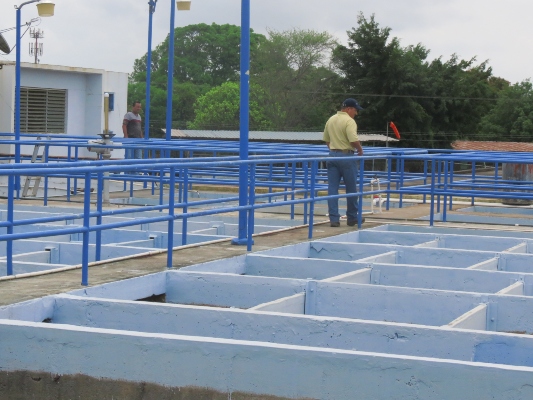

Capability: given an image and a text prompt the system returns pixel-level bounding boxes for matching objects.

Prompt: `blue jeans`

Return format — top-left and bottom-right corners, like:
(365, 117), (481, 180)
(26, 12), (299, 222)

(125, 148), (143, 160)
(125, 148), (143, 175)
(327, 151), (359, 223)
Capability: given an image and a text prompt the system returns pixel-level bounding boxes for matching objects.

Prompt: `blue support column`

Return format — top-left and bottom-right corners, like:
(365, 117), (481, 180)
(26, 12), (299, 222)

(165, 0), (176, 144)
(232, 0), (251, 246)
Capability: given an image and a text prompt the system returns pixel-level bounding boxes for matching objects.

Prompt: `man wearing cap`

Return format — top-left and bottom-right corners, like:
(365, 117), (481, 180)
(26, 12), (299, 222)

(323, 98), (364, 227)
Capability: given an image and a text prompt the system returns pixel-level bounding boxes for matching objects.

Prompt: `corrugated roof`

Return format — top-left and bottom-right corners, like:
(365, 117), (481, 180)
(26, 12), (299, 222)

(452, 141), (533, 152)
(170, 129), (399, 143)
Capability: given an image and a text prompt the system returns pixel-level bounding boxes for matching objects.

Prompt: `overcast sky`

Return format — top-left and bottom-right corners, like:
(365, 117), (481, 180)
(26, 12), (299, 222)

(0, 0), (531, 84)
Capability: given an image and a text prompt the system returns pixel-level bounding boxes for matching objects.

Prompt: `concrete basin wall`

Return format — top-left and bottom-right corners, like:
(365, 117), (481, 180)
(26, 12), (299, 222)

(6, 223), (533, 398)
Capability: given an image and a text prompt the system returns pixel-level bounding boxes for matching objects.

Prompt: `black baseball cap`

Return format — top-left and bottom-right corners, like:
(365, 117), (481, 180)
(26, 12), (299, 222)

(342, 98), (364, 111)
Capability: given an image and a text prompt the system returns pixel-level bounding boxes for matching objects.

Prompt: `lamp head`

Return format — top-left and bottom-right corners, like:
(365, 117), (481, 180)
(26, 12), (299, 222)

(36, 0), (55, 17)
(176, 0), (191, 10)
(0, 33), (10, 54)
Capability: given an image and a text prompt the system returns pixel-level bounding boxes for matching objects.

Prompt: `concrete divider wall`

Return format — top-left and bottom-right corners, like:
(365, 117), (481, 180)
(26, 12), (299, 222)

(369, 224), (533, 239)
(68, 273), (166, 300)
(312, 281), (488, 326)
(2, 320), (533, 399)
(324, 230), (526, 252)
(47, 295), (533, 367)
(0, 262), (69, 276)
(370, 264), (524, 294)
(309, 242), (496, 268)
(244, 255), (365, 280)
(180, 254), (247, 274)
(165, 271), (307, 309)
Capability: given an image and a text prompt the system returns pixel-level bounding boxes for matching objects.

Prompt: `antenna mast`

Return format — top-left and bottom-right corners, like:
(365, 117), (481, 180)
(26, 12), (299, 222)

(29, 28), (44, 64)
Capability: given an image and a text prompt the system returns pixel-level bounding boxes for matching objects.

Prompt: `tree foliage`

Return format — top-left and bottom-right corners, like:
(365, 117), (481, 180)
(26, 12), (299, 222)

(478, 80), (533, 142)
(333, 13), (501, 148)
(253, 28), (342, 130)
(189, 82), (279, 130)
(127, 19), (530, 148)
(128, 23), (265, 135)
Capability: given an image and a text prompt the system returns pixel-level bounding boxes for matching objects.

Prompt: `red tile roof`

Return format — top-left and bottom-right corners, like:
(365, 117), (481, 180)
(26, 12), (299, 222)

(452, 141), (533, 152)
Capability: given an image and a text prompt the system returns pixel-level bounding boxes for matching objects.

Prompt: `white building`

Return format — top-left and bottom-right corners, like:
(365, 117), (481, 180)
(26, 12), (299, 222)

(0, 62), (128, 160)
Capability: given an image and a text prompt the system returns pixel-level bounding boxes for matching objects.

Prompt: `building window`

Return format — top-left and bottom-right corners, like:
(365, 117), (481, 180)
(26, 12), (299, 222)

(19, 87), (67, 134)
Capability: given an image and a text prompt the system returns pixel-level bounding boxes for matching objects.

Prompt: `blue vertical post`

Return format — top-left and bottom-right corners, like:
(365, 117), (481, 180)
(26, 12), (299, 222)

(165, 0), (176, 144)
(81, 173), (91, 286)
(303, 162), (309, 225)
(14, 6), (22, 196)
(181, 168), (188, 246)
(308, 161), (317, 239)
(247, 163), (256, 251)
(232, 0), (251, 245)
(443, 160), (448, 222)
(430, 159), (436, 227)
(95, 171), (103, 262)
(6, 175), (14, 276)
(358, 157), (365, 227)
(167, 167), (176, 268)
(145, 0), (157, 141)
(386, 156), (392, 211)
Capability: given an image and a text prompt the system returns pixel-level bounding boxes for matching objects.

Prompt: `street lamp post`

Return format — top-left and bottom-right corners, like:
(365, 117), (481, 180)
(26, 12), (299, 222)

(144, 0), (157, 140)
(14, 0), (54, 193)
(165, 0), (191, 144)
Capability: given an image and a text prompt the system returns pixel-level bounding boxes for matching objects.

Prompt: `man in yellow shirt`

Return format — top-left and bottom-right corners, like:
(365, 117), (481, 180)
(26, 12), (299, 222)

(323, 98), (364, 227)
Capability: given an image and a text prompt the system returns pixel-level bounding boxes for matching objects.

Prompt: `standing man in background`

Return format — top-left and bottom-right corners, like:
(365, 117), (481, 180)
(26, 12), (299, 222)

(323, 98), (365, 227)
(122, 101), (143, 160)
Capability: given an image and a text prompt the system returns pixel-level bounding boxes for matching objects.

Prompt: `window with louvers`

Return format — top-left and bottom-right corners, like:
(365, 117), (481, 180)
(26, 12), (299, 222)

(20, 87), (67, 133)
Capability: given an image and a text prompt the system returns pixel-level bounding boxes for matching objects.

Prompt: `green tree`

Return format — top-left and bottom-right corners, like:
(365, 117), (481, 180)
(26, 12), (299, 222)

(426, 56), (496, 147)
(478, 80), (533, 142)
(189, 82), (280, 130)
(253, 28), (342, 130)
(131, 23), (266, 87)
(128, 23), (267, 133)
(334, 13), (497, 148)
(333, 14), (433, 147)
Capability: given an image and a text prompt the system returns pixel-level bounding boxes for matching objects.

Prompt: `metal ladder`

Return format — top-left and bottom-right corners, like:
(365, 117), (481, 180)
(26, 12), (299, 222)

(22, 137), (49, 198)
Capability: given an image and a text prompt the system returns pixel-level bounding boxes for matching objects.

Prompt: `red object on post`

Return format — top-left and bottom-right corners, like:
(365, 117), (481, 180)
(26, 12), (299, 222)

(389, 121), (401, 139)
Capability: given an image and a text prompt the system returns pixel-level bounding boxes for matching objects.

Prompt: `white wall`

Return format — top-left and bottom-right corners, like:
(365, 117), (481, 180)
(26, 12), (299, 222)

(0, 63), (128, 159)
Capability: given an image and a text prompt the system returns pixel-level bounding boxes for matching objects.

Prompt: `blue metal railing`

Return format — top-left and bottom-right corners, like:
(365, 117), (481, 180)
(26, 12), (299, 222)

(5, 134), (533, 284)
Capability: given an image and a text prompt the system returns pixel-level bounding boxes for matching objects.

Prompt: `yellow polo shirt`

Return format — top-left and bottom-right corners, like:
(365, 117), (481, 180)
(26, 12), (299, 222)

(322, 111), (358, 151)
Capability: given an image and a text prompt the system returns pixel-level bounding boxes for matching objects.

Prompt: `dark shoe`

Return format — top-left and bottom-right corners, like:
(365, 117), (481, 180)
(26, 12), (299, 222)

(330, 221), (340, 227)
(347, 217), (365, 226)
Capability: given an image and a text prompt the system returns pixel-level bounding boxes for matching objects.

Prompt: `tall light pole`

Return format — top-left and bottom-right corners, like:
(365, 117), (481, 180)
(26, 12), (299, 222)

(14, 0), (55, 192)
(144, 0), (157, 140)
(232, 0), (251, 245)
(165, 0), (191, 143)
